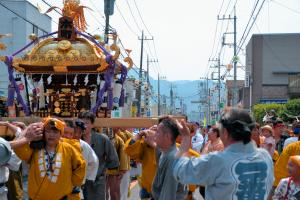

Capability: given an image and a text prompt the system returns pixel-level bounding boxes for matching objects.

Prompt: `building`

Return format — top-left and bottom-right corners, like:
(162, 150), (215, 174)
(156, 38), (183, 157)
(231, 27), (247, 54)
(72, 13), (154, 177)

(0, 0), (51, 97)
(243, 33), (300, 109)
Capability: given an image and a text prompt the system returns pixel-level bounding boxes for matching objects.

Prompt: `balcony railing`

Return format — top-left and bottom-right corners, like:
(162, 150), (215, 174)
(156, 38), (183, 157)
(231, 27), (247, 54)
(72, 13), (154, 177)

(288, 87), (300, 94)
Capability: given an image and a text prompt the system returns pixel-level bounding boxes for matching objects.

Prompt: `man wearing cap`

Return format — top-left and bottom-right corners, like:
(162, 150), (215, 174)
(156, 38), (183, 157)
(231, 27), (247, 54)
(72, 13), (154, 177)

(273, 156), (300, 199)
(13, 117), (86, 200)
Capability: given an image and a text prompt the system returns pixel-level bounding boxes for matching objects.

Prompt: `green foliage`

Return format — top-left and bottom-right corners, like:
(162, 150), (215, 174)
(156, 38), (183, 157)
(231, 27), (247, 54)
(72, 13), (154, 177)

(281, 99), (300, 122)
(252, 99), (300, 124)
(252, 104), (284, 124)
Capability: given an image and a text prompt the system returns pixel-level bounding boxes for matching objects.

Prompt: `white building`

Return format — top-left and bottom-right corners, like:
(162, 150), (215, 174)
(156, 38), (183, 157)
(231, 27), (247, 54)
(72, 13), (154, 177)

(0, 0), (51, 96)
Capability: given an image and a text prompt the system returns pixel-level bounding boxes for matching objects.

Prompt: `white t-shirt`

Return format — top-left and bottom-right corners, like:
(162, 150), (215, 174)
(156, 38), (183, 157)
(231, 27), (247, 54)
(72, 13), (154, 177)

(79, 139), (99, 182)
(283, 137), (299, 149)
(191, 132), (204, 152)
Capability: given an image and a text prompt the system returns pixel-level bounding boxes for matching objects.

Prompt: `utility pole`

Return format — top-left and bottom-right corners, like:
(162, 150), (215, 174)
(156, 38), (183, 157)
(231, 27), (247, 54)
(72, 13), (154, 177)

(145, 55), (158, 117)
(218, 8), (238, 106)
(158, 73), (160, 116)
(218, 54), (221, 117)
(104, 13), (110, 44)
(137, 31), (153, 117)
(209, 56), (221, 118)
(104, 0), (116, 44)
(233, 7), (238, 106)
(208, 88), (211, 125)
(157, 74), (166, 116)
(170, 84), (174, 115)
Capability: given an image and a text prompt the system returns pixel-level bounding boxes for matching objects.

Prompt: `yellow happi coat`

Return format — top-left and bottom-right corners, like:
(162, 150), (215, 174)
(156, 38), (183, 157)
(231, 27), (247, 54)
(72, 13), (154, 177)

(106, 135), (129, 174)
(14, 141), (86, 200)
(274, 141), (300, 186)
(124, 137), (157, 194)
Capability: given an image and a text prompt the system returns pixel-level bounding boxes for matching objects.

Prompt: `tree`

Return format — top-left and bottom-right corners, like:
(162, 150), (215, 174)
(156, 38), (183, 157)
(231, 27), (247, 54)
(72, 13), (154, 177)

(252, 104), (284, 124)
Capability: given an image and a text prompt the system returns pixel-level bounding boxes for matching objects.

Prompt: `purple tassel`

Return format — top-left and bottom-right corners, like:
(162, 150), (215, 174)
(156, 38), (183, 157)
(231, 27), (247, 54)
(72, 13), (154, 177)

(1, 32), (59, 116)
(5, 56), (30, 116)
(91, 56), (115, 112)
(6, 84), (15, 106)
(92, 83), (106, 113)
(119, 88), (125, 107)
(118, 64), (128, 107)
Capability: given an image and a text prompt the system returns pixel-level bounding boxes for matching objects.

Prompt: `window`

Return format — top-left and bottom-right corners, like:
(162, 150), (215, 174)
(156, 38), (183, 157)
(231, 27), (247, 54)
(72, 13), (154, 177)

(32, 25), (38, 35)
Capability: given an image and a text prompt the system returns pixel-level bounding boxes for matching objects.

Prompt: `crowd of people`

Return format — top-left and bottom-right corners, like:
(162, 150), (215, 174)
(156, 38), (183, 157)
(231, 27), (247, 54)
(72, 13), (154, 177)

(0, 108), (299, 200)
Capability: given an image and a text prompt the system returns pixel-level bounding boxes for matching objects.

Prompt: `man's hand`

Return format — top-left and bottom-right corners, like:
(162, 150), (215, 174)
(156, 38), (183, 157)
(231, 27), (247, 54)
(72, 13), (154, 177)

(23, 123), (43, 142)
(176, 119), (190, 157)
(11, 122), (26, 130)
(144, 129), (157, 148)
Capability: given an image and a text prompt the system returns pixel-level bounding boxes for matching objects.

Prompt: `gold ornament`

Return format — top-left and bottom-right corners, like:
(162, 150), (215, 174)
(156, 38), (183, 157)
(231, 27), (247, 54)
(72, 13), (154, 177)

(54, 107), (61, 114)
(46, 50), (59, 59)
(0, 43), (7, 50)
(57, 40), (72, 51)
(66, 49), (80, 58)
(29, 34), (38, 41)
(54, 101), (60, 107)
(110, 43), (120, 60)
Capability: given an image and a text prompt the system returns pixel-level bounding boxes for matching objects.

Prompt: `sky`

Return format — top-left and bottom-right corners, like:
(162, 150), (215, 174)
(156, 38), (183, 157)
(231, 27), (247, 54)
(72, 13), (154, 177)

(29, 0), (300, 81)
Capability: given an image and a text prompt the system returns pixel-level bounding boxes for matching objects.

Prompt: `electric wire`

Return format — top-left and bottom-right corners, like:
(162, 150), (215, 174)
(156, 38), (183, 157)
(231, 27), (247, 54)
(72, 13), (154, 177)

(125, 0), (142, 33)
(0, 1), (50, 34)
(237, 0), (260, 54)
(132, 0), (152, 36)
(272, 0), (300, 15)
(115, 3), (139, 37)
(236, 0), (266, 55)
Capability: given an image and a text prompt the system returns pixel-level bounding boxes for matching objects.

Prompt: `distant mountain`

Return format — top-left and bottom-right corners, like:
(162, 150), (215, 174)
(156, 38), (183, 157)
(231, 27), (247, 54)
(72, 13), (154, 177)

(126, 69), (227, 123)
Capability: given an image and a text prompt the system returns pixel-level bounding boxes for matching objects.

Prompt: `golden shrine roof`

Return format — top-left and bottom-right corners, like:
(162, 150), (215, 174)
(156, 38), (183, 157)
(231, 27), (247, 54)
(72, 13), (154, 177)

(12, 37), (109, 74)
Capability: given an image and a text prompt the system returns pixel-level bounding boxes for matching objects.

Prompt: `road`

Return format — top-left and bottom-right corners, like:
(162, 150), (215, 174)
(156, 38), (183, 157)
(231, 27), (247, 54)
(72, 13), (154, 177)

(128, 180), (204, 200)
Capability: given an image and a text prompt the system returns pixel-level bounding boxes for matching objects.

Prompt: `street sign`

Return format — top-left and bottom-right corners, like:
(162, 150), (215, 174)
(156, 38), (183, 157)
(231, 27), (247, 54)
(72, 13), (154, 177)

(219, 102), (224, 108)
(245, 74), (250, 87)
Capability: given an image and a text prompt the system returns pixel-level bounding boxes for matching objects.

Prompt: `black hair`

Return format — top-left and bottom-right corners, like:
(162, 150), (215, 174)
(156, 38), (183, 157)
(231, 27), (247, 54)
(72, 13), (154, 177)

(78, 111), (96, 124)
(219, 108), (255, 144)
(75, 119), (86, 131)
(212, 127), (220, 137)
(64, 120), (75, 128)
(273, 118), (284, 127)
(158, 116), (180, 143)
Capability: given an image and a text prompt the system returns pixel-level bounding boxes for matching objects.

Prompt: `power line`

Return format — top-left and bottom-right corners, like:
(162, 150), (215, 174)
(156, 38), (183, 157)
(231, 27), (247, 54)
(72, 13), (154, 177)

(115, 3), (139, 37)
(222, 0), (265, 81)
(86, 9), (105, 29)
(236, 0), (266, 55)
(272, 0), (300, 15)
(86, 0), (106, 19)
(41, 0), (62, 16)
(0, 1), (50, 34)
(125, 0), (142, 33)
(205, 0), (235, 77)
(132, 0), (152, 36)
(223, 0), (233, 15)
(151, 40), (162, 74)
(237, 0), (260, 53)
